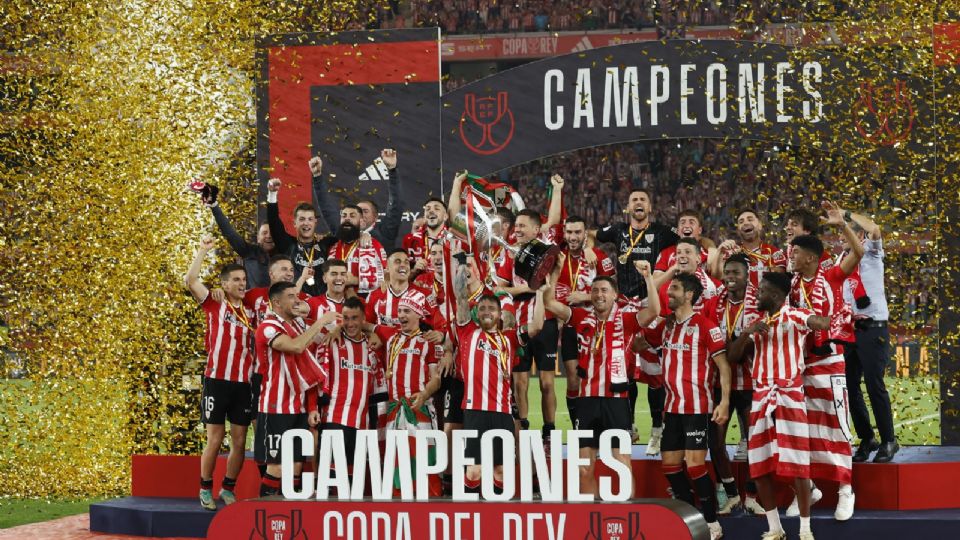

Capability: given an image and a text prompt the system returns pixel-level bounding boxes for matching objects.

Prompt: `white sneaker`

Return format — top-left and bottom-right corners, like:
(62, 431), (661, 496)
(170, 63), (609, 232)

(718, 494), (740, 515)
(799, 531), (816, 540)
(707, 521), (723, 540)
(760, 531), (786, 540)
(786, 487), (823, 517)
(734, 439), (748, 461)
(646, 426), (663, 456)
(743, 495), (765, 515)
(835, 488), (855, 521)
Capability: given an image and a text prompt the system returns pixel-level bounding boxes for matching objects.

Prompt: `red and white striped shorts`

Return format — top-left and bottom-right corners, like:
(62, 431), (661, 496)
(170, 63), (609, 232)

(803, 354), (853, 484)
(748, 384), (810, 480)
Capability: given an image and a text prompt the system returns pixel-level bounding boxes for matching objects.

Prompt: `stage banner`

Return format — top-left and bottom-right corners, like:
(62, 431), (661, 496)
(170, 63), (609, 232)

(440, 39), (931, 179)
(256, 28), (442, 232)
(207, 499), (708, 540)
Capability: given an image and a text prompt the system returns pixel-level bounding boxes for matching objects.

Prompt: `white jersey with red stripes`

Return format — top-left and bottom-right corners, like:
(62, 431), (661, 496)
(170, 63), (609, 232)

(255, 315), (309, 414)
(749, 305), (815, 387)
(643, 312), (726, 414)
(365, 284), (434, 328)
(200, 293), (255, 383)
(456, 322), (519, 414)
(306, 294), (344, 320)
(555, 248), (616, 306)
(376, 326), (438, 401)
(702, 284), (761, 390)
(321, 333), (382, 428)
(328, 239), (387, 295)
(657, 267), (720, 316)
(739, 243), (787, 288)
(567, 306), (642, 399)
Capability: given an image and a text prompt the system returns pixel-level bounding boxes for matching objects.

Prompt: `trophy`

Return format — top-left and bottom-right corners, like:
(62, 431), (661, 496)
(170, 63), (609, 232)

(449, 188), (560, 289)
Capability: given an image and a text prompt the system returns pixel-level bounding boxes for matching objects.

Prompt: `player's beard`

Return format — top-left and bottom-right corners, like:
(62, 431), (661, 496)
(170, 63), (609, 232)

(338, 222), (360, 243)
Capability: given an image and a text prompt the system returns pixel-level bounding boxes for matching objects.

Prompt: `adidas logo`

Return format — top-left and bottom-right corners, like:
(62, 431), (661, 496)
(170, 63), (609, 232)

(359, 157), (390, 181)
(571, 36), (593, 53)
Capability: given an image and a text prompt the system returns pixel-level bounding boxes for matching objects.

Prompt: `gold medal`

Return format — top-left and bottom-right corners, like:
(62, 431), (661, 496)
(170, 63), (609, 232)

(618, 252), (630, 265)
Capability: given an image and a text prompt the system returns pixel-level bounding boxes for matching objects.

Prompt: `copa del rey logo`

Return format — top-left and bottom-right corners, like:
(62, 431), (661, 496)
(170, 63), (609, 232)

(460, 92), (515, 155)
(250, 509), (307, 540)
(585, 511), (643, 540)
(853, 79), (915, 146)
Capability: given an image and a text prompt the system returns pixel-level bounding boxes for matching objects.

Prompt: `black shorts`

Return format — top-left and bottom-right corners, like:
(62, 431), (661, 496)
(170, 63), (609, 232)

(463, 410), (515, 466)
(250, 373), (263, 415)
(662, 412), (711, 452)
(200, 377), (253, 426)
(254, 412), (309, 464)
(318, 423), (359, 467)
(515, 318), (559, 373)
(442, 376), (465, 425)
(560, 325), (580, 364)
(574, 397), (632, 449)
(713, 387), (753, 419)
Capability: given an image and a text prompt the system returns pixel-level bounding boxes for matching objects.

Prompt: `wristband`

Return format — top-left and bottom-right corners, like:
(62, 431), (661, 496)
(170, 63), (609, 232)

(267, 191), (278, 204)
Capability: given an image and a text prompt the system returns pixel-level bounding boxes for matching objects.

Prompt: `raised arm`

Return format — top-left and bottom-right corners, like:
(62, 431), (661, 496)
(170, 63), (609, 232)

(846, 208), (881, 240)
(272, 312), (343, 354)
(544, 174), (564, 228)
(210, 204), (256, 258)
(309, 156), (341, 234)
(266, 178), (295, 253)
(823, 201), (864, 275)
(453, 263), (474, 325)
(634, 260), (659, 325)
(376, 149), (403, 249)
(184, 236), (214, 302)
(446, 170), (467, 221)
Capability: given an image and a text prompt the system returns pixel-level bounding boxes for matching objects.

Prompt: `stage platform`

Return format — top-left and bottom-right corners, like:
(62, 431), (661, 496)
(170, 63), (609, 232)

(88, 445), (960, 538)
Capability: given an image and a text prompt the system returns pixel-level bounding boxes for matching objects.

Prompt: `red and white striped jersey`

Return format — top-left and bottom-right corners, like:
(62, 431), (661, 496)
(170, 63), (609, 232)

(402, 226), (448, 263)
(255, 315), (310, 414)
(654, 245), (709, 272)
(245, 287), (310, 326)
(567, 306), (642, 398)
(702, 285), (762, 390)
(365, 285), (435, 328)
(306, 294), (344, 320)
(456, 322), (519, 413)
(751, 305), (815, 387)
(790, 265), (849, 360)
(376, 326), (438, 400)
(320, 333), (382, 428)
(554, 248), (616, 306)
(786, 244), (834, 273)
(738, 243), (787, 288)
(643, 312), (726, 414)
(413, 271), (444, 307)
(200, 294), (255, 383)
(328, 239), (387, 295)
(657, 267), (721, 316)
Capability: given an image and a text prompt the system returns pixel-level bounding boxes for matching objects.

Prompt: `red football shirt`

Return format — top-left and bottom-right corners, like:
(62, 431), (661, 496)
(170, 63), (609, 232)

(644, 312), (726, 415)
(200, 293), (255, 383)
(554, 248), (616, 306)
(320, 333), (382, 428)
(365, 284), (436, 328)
(328, 239), (387, 296)
(377, 326), (438, 401)
(702, 285), (761, 390)
(566, 306), (642, 398)
(456, 322), (519, 414)
(790, 265), (848, 359)
(751, 305), (815, 387)
(255, 315), (311, 414)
